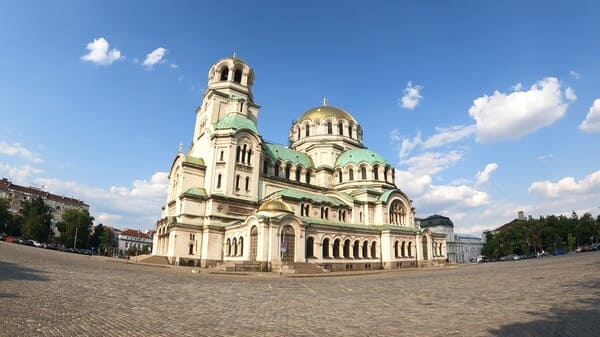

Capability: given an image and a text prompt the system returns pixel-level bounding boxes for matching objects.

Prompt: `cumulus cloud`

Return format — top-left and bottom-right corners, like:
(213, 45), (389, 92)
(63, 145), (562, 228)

(475, 162), (498, 187)
(468, 77), (570, 143)
(170, 63), (179, 69)
(0, 163), (43, 183)
(34, 172), (169, 228)
(80, 37), (124, 65)
(401, 151), (463, 176)
(528, 170), (600, 198)
(143, 47), (168, 69)
(579, 99), (600, 132)
(565, 87), (577, 102)
(0, 141), (43, 163)
(394, 125), (476, 158)
(399, 82), (423, 110)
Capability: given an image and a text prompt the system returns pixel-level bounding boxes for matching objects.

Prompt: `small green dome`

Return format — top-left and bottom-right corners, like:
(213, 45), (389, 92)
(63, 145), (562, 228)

(214, 114), (259, 135)
(335, 148), (388, 167)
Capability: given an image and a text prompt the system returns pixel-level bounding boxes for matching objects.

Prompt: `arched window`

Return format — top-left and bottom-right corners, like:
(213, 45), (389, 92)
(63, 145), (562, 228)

(219, 151), (224, 161)
(274, 161), (280, 177)
(343, 239), (351, 258)
(295, 167), (301, 182)
(305, 170), (311, 184)
(362, 241), (369, 258)
(297, 128), (300, 140)
(338, 170), (343, 183)
(241, 144), (247, 163)
(327, 121), (332, 134)
(235, 175), (240, 191)
(322, 238), (330, 258)
(401, 241), (406, 257)
(233, 69), (242, 83)
(306, 237), (314, 258)
(371, 241), (377, 258)
(263, 160), (269, 174)
(245, 177), (250, 191)
(285, 164), (291, 179)
(333, 239), (340, 258)
(394, 241), (399, 258)
(238, 237), (243, 256)
(349, 169), (354, 181)
(217, 174), (222, 188)
(226, 238), (231, 256)
(236, 146), (241, 162)
(361, 167), (367, 180)
(338, 122), (343, 135)
(373, 166), (379, 180)
(232, 238), (237, 256)
(389, 200), (406, 225)
(384, 167), (389, 183)
(408, 241), (412, 257)
(348, 124), (353, 138)
(305, 125), (310, 137)
(353, 241), (360, 258)
(220, 67), (229, 81)
(247, 149), (252, 165)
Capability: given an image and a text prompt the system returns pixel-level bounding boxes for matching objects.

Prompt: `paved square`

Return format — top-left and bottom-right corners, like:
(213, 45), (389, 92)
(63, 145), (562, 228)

(1, 242), (599, 337)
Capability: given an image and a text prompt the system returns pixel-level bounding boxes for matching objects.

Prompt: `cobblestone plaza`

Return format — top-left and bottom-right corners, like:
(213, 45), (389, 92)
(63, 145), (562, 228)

(1, 242), (599, 337)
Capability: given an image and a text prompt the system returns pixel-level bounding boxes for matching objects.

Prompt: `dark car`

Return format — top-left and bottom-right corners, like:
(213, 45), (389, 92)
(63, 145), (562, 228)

(553, 249), (566, 255)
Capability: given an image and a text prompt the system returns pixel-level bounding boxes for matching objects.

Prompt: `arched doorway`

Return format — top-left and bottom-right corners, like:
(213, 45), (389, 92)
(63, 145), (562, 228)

(250, 226), (258, 261)
(281, 226), (295, 264)
(422, 236), (429, 260)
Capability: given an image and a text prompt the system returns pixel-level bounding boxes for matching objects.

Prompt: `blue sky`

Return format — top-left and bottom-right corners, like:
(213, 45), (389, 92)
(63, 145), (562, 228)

(1, 1), (599, 233)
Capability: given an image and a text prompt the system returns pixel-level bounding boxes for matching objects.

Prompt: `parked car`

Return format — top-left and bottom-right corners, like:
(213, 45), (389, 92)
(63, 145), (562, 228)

(504, 254), (521, 261)
(553, 249), (566, 255)
(476, 255), (488, 263)
(6, 236), (18, 243)
(0, 234), (6, 241)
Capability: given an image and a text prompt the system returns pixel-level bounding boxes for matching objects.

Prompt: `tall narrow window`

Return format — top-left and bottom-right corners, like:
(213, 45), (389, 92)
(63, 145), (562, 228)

(348, 124), (353, 138)
(373, 167), (379, 180)
(217, 174), (222, 188)
(235, 175), (240, 191)
(219, 151), (224, 161)
(305, 170), (311, 184)
(338, 122), (343, 135)
(349, 169), (354, 181)
(297, 129), (300, 140)
(263, 160), (268, 174)
(285, 165), (291, 179)
(247, 149), (252, 165)
(327, 121), (332, 134)
(338, 170), (342, 183)
(241, 144), (247, 163)
(274, 163), (280, 177)
(295, 167), (301, 182)
(236, 146), (241, 162)
(305, 125), (310, 137)
(245, 177), (250, 191)
(361, 167), (367, 180)
(233, 69), (242, 83)
(220, 67), (229, 81)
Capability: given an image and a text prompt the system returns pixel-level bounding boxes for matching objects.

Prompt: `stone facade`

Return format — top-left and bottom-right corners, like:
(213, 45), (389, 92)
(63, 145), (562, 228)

(152, 56), (447, 271)
(419, 214), (483, 263)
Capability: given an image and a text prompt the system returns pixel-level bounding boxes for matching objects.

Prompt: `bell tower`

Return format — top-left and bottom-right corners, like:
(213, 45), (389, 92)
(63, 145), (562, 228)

(191, 55), (258, 144)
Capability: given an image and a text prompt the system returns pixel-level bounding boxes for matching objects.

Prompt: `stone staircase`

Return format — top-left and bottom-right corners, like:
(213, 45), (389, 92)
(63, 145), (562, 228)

(139, 255), (170, 265)
(274, 262), (328, 274)
(211, 261), (263, 272)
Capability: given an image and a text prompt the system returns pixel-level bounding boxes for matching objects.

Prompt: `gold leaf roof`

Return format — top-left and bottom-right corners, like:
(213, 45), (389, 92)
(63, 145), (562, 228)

(296, 105), (357, 123)
(258, 199), (293, 213)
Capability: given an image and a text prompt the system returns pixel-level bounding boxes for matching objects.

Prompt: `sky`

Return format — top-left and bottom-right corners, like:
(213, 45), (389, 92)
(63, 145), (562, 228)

(1, 1), (599, 234)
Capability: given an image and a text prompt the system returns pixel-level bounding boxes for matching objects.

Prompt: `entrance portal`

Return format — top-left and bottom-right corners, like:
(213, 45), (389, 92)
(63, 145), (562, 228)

(281, 226), (295, 264)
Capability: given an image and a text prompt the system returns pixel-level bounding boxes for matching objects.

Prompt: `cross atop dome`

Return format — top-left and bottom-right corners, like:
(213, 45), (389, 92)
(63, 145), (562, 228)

(322, 97), (327, 106)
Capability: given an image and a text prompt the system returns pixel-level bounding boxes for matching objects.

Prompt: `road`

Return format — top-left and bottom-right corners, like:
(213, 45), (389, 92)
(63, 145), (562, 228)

(1, 242), (599, 336)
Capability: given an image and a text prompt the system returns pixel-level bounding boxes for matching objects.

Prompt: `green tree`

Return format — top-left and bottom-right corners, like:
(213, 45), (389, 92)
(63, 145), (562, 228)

(21, 197), (53, 242)
(567, 233), (576, 251)
(89, 224), (113, 254)
(0, 198), (13, 234)
(61, 209), (94, 249)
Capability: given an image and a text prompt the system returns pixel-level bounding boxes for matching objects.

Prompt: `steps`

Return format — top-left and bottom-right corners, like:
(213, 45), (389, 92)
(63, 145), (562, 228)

(211, 261), (263, 272)
(139, 255), (170, 265)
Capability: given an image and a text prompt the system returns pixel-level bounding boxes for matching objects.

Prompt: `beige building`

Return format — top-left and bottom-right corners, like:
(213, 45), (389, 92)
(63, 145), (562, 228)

(152, 56), (447, 272)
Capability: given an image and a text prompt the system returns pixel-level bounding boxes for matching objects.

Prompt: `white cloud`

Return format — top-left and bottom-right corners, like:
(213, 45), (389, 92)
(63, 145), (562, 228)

(528, 170), (600, 198)
(0, 163), (43, 183)
(565, 87), (577, 101)
(570, 70), (581, 80)
(468, 77), (569, 143)
(143, 47), (168, 69)
(395, 125), (476, 158)
(0, 141), (43, 163)
(80, 37), (124, 65)
(399, 81), (423, 110)
(476, 162), (498, 187)
(34, 172), (168, 228)
(421, 184), (490, 208)
(170, 63), (179, 69)
(579, 99), (600, 132)
(537, 154), (554, 161)
(401, 151), (463, 176)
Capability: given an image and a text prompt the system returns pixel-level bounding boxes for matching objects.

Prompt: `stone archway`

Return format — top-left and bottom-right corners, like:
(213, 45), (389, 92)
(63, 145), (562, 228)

(250, 226), (258, 261)
(422, 236), (429, 260)
(281, 225), (295, 264)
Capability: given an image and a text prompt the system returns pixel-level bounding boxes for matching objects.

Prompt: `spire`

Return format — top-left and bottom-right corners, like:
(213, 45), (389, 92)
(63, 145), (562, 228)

(178, 141), (183, 153)
(233, 51), (237, 58)
(322, 97), (327, 106)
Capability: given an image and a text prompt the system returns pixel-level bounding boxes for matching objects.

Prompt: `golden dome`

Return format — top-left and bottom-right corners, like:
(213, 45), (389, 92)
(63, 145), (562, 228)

(258, 199), (293, 213)
(297, 105), (357, 123)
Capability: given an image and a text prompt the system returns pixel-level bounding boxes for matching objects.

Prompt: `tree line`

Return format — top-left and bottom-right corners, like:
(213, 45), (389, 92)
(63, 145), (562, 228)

(0, 197), (114, 254)
(482, 212), (600, 257)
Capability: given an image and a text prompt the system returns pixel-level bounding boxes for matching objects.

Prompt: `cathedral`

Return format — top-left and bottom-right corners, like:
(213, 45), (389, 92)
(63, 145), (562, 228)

(151, 56), (447, 272)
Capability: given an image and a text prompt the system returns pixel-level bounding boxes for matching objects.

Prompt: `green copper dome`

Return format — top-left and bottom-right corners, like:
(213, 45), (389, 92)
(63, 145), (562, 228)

(214, 114), (259, 135)
(335, 148), (388, 167)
